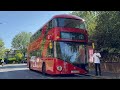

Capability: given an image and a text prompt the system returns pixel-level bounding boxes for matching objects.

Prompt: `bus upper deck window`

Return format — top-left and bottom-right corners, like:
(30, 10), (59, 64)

(52, 19), (57, 28)
(57, 18), (86, 30)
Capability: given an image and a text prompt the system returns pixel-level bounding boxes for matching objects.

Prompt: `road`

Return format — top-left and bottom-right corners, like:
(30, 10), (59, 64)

(0, 64), (98, 79)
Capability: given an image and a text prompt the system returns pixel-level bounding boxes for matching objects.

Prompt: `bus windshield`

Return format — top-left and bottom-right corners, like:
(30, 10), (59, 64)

(57, 18), (86, 29)
(56, 42), (87, 65)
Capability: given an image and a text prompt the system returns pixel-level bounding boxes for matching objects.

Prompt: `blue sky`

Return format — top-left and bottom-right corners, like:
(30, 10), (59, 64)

(0, 11), (72, 49)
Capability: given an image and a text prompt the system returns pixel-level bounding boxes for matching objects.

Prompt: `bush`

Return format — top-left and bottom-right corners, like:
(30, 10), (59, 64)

(15, 52), (23, 61)
(8, 57), (16, 61)
(100, 53), (120, 63)
(8, 57), (17, 64)
(0, 58), (4, 64)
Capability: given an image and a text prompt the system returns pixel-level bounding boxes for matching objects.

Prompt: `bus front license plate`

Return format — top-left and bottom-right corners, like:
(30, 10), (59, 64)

(71, 70), (79, 73)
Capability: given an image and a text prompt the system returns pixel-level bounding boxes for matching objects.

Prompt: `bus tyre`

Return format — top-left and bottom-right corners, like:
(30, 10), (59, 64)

(42, 63), (46, 75)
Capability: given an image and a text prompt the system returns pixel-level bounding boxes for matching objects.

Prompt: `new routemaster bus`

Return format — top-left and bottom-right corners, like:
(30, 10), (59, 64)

(27, 14), (89, 75)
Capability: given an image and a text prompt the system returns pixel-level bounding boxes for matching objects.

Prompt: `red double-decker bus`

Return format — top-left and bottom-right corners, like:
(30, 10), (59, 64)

(27, 14), (89, 75)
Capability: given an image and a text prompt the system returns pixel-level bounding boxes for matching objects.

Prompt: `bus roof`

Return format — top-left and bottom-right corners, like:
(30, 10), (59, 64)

(52, 14), (85, 21)
(31, 14), (84, 38)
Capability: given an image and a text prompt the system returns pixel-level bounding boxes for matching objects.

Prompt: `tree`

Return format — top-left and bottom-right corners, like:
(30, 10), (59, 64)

(11, 32), (32, 58)
(71, 11), (98, 40)
(0, 38), (4, 47)
(0, 38), (5, 58)
(93, 11), (120, 53)
(4, 49), (10, 60)
(15, 50), (23, 62)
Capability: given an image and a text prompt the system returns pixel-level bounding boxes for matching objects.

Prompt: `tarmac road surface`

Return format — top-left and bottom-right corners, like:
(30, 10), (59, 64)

(0, 64), (98, 79)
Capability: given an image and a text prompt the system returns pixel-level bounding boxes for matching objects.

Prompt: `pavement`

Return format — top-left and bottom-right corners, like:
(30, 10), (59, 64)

(88, 70), (120, 79)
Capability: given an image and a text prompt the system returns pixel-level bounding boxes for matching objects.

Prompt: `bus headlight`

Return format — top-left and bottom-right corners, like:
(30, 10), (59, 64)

(57, 66), (63, 71)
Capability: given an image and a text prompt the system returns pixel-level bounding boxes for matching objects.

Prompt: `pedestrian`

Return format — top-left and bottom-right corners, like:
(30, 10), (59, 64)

(1, 58), (4, 66)
(93, 50), (101, 76)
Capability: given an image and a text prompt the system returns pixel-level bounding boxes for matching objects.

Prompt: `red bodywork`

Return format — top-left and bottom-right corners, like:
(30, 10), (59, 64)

(29, 58), (87, 75)
(27, 14), (88, 75)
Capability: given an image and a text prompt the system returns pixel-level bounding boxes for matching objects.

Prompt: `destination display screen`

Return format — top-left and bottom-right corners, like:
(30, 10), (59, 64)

(60, 32), (85, 40)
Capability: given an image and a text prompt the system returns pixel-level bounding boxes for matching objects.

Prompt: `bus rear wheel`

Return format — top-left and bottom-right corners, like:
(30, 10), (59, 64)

(42, 63), (46, 75)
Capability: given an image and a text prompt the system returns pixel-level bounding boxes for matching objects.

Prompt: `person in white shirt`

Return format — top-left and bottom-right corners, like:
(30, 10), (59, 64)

(93, 50), (101, 76)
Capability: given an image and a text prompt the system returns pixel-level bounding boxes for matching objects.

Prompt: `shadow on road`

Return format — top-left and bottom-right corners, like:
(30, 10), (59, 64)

(31, 69), (91, 78)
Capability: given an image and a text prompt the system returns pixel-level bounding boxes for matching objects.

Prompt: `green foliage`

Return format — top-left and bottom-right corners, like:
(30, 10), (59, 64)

(0, 38), (4, 47)
(8, 57), (16, 64)
(4, 49), (10, 59)
(8, 57), (16, 61)
(0, 38), (5, 58)
(0, 58), (4, 61)
(11, 32), (32, 57)
(15, 52), (23, 61)
(94, 11), (120, 53)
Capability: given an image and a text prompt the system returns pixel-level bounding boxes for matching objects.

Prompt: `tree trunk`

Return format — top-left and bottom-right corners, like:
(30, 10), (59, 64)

(23, 52), (26, 58)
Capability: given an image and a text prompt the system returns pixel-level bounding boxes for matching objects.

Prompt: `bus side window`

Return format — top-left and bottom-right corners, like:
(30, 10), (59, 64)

(46, 19), (57, 34)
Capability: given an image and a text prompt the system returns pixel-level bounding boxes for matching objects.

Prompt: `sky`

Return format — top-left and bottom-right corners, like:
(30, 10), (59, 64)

(0, 11), (72, 49)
